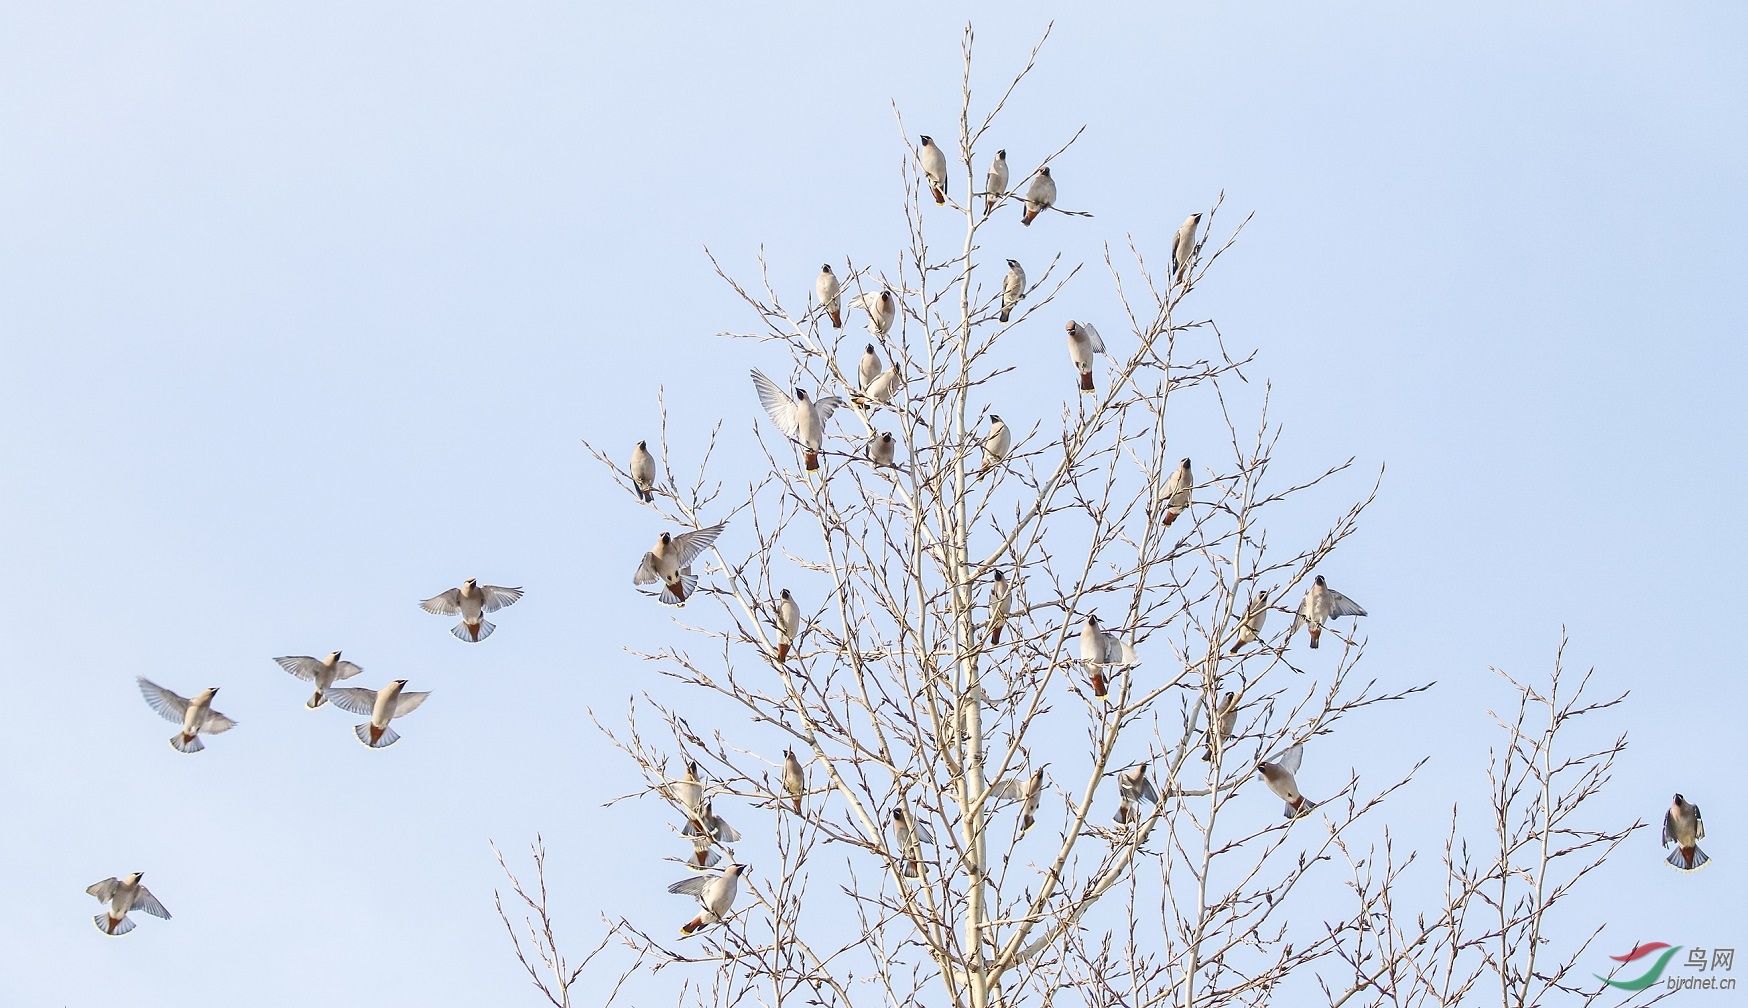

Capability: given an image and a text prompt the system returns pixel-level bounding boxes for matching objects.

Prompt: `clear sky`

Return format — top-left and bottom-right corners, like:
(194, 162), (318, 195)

(1, 2), (1743, 1004)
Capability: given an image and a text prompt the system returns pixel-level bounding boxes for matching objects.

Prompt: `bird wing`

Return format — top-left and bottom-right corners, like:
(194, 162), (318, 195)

(709, 816), (741, 842)
(274, 656), (324, 682)
(481, 585), (525, 613)
(813, 396), (846, 424)
(1662, 810), (1675, 847)
(1326, 590), (1367, 618)
(420, 589), (464, 616)
(325, 688), (379, 716)
(200, 710), (238, 734)
(1079, 323), (1105, 354)
(1267, 743), (1304, 775)
(633, 552), (662, 586)
(666, 876), (712, 898)
(136, 678), (190, 724)
(86, 878), (119, 902)
(913, 820), (935, 844)
(392, 691), (431, 717)
(334, 661), (365, 681)
(751, 370), (801, 439)
(1138, 775), (1159, 804)
(990, 779), (1023, 801)
(670, 522), (728, 568)
(1695, 805), (1705, 840)
(131, 886), (171, 920)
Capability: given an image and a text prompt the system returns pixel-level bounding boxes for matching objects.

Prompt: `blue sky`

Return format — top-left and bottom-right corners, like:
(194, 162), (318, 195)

(1, 2), (1743, 1003)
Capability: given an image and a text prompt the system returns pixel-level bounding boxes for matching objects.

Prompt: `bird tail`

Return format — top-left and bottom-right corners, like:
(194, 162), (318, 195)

(990, 623), (1003, 645)
(170, 732), (205, 754)
(1308, 628), (1321, 649)
(1667, 845), (1711, 871)
(1019, 813), (1035, 836)
(1079, 371), (1095, 392)
(1163, 509), (1180, 527)
(1201, 747), (1213, 761)
(639, 487), (654, 503)
(1091, 669), (1107, 698)
(1022, 208), (1036, 226)
(356, 723), (400, 749)
(999, 307), (1011, 323)
(1227, 638), (1244, 654)
(829, 308), (842, 329)
(1284, 798), (1316, 820)
(453, 619), (496, 642)
(776, 642), (791, 663)
(985, 195), (996, 214)
(95, 913), (134, 936)
(930, 185), (945, 205)
(661, 573), (697, 606)
(308, 690), (327, 709)
(804, 450), (820, 471)
(1113, 800), (1133, 825)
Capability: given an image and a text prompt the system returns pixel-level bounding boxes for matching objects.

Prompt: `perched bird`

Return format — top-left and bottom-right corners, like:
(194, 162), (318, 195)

(891, 807), (935, 878)
(752, 369), (845, 472)
(630, 440), (657, 502)
(1288, 575), (1368, 649)
(1172, 213), (1202, 280)
(325, 680), (430, 749)
(1021, 166), (1056, 226)
(1258, 743), (1315, 819)
(1066, 320), (1106, 393)
(667, 760), (707, 828)
(858, 343), (883, 390)
(993, 766), (1046, 835)
(987, 569), (1014, 644)
(1229, 591), (1271, 653)
(859, 365), (902, 406)
(919, 135), (949, 204)
(668, 863), (747, 936)
(1663, 793), (1709, 871)
(1114, 763), (1158, 825)
(87, 873), (170, 936)
(1201, 692), (1239, 761)
(984, 149), (1009, 214)
(775, 589), (801, 663)
(137, 678), (236, 754)
(782, 750), (805, 813)
(1079, 613), (1137, 699)
(274, 651), (364, 709)
(999, 259), (1026, 323)
(980, 415), (1011, 472)
(868, 431), (897, 468)
(853, 289), (897, 336)
(1160, 458), (1193, 526)
(633, 522), (729, 605)
(420, 579), (524, 643)
(817, 265), (842, 329)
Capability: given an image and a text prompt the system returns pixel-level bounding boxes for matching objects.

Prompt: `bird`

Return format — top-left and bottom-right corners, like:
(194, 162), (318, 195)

(782, 750), (805, 813)
(858, 365), (902, 407)
(919, 135), (948, 204)
(775, 589), (801, 663)
(1229, 591), (1271, 653)
(1172, 213), (1202, 281)
(999, 260), (1026, 322)
(987, 569), (1014, 644)
(817, 265), (842, 329)
(1021, 166), (1055, 225)
(891, 807), (934, 878)
(137, 678), (236, 754)
(684, 832), (721, 871)
(1160, 458), (1192, 526)
(858, 343), (883, 390)
(630, 441), (657, 502)
(1201, 692), (1239, 761)
(668, 863), (747, 936)
(680, 800), (742, 852)
(752, 369), (845, 472)
(87, 873), (170, 936)
(980, 415), (1011, 472)
(1079, 613), (1137, 699)
(984, 149), (1009, 214)
(1066, 320), (1105, 393)
(868, 431), (897, 468)
(1288, 575), (1368, 649)
(633, 522), (729, 605)
(1114, 763), (1158, 824)
(325, 680), (431, 749)
(667, 760), (707, 829)
(853, 289), (897, 337)
(1663, 793), (1709, 871)
(420, 579), (524, 643)
(993, 766), (1046, 835)
(1258, 743), (1315, 819)
(274, 651), (364, 709)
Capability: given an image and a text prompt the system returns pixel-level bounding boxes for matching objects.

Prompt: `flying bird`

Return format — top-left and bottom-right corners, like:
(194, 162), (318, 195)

(999, 259), (1026, 323)
(681, 800), (742, 851)
(984, 149), (1009, 214)
(1172, 213), (1202, 280)
(1021, 166), (1055, 226)
(684, 832), (721, 871)
(858, 343), (883, 390)
(137, 678), (236, 754)
(633, 522), (729, 605)
(868, 431), (897, 468)
(87, 873), (170, 936)
(1079, 613), (1137, 698)
(853, 290), (897, 336)
(987, 569), (1014, 644)
(1258, 743), (1315, 819)
(420, 579), (524, 643)
(782, 750), (805, 813)
(630, 441), (657, 502)
(1066, 320), (1105, 393)
(817, 265), (842, 329)
(891, 807), (935, 878)
(325, 680), (431, 749)
(1202, 692), (1239, 761)
(919, 135), (948, 204)
(274, 651), (364, 709)
(1160, 458), (1192, 526)
(752, 369), (845, 472)
(1288, 575), (1368, 649)
(1663, 793), (1709, 871)
(980, 415), (1011, 472)
(1228, 591), (1271, 653)
(775, 589), (801, 663)
(993, 766), (1046, 835)
(1114, 763), (1158, 825)
(668, 863), (747, 936)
